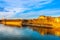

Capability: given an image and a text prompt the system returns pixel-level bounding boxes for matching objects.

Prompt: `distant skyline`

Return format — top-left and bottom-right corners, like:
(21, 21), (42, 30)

(0, 0), (60, 19)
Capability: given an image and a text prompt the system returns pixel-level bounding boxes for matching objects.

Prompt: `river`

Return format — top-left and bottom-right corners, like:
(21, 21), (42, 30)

(0, 24), (60, 40)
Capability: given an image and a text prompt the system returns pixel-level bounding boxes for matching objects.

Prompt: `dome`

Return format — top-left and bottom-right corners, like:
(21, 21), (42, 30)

(38, 15), (46, 19)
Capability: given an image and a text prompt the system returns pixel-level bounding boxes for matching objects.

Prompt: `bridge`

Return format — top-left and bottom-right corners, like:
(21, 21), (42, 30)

(22, 23), (53, 29)
(22, 20), (53, 29)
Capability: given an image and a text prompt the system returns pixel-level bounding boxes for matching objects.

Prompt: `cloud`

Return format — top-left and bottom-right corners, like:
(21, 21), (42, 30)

(0, 0), (9, 8)
(39, 9), (60, 16)
(3, 0), (53, 8)
(5, 7), (30, 13)
(0, 0), (54, 19)
(16, 9), (60, 19)
(0, 7), (30, 19)
(0, 0), (53, 10)
(0, 12), (14, 18)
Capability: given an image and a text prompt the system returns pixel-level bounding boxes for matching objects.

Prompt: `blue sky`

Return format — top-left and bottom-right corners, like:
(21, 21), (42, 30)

(0, 0), (60, 19)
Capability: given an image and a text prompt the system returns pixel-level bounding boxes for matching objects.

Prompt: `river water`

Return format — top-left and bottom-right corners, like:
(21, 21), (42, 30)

(0, 24), (60, 40)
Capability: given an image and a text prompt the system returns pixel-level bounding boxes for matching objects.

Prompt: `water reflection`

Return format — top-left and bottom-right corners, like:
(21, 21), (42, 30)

(0, 24), (41, 40)
(0, 24), (60, 40)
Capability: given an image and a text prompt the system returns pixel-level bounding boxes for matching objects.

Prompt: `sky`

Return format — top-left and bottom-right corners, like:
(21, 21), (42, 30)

(0, 0), (60, 19)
